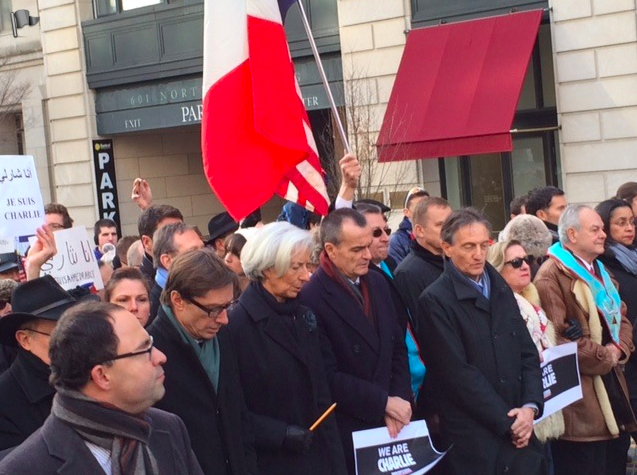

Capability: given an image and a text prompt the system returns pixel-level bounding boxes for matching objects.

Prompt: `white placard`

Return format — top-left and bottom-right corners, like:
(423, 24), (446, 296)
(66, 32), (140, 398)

(352, 420), (446, 475)
(39, 226), (104, 291)
(0, 156), (45, 239)
(535, 342), (582, 423)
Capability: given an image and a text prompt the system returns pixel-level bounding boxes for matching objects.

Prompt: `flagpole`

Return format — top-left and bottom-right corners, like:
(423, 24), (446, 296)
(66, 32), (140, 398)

(295, 1), (352, 155)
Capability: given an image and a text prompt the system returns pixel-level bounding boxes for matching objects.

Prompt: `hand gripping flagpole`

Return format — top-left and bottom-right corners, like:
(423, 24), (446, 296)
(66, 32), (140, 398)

(295, 1), (352, 155)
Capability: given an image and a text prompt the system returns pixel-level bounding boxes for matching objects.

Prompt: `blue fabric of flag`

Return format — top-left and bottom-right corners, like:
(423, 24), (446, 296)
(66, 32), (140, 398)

(277, 0), (297, 20)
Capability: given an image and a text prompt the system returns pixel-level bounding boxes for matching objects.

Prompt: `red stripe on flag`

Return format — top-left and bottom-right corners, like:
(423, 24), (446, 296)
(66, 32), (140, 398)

(201, 8), (328, 220)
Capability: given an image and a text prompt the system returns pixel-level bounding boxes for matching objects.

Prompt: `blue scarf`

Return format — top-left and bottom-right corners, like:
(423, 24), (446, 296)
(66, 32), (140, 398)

(548, 242), (621, 345)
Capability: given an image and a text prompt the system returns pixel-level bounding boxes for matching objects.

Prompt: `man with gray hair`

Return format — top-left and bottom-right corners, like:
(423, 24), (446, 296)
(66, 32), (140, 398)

(534, 204), (636, 475)
(149, 222), (203, 322)
(418, 208), (545, 475)
(299, 208), (411, 474)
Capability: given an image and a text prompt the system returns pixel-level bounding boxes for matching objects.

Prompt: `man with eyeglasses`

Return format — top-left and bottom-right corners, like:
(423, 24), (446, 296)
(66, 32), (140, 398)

(0, 276), (98, 451)
(148, 248), (257, 475)
(0, 300), (204, 475)
(417, 208), (545, 475)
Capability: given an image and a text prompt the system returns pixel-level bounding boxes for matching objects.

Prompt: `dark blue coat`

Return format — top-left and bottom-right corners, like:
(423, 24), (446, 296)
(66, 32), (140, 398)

(227, 283), (347, 475)
(418, 262), (545, 475)
(299, 267), (411, 473)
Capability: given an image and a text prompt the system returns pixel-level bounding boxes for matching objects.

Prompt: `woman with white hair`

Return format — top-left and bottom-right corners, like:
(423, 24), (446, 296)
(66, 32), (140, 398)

(499, 214), (553, 278)
(487, 239), (565, 444)
(226, 222), (347, 475)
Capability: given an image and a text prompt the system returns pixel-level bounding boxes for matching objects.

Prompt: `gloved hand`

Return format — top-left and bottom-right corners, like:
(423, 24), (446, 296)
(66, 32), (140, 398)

(282, 425), (313, 453)
(562, 318), (583, 341)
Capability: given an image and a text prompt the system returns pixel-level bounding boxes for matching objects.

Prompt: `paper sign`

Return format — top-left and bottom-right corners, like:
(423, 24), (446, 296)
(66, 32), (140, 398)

(39, 226), (104, 290)
(352, 420), (446, 475)
(0, 156), (45, 239)
(535, 342), (582, 423)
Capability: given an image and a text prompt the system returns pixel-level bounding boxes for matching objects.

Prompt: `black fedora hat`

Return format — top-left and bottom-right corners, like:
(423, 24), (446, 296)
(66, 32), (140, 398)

(0, 275), (99, 347)
(206, 212), (239, 244)
(0, 253), (19, 274)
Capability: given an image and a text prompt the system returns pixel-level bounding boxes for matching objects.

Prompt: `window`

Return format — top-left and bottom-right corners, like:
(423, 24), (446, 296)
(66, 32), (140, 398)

(0, 0), (12, 33)
(94, 0), (162, 17)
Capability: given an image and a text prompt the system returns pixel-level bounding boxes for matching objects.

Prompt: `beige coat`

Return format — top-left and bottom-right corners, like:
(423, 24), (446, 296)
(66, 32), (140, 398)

(534, 258), (636, 442)
(517, 284), (565, 442)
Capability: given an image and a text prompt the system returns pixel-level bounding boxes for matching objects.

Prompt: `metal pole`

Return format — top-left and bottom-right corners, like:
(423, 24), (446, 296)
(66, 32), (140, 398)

(509, 125), (561, 134)
(295, 1), (352, 154)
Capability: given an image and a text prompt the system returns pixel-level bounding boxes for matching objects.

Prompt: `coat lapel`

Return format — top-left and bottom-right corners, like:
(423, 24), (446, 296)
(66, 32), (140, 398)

(316, 268), (380, 353)
(40, 416), (107, 475)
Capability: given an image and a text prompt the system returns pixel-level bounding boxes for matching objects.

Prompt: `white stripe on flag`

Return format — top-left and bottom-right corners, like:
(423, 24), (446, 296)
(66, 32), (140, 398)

(203, 0), (249, 93)
(247, 0), (283, 23)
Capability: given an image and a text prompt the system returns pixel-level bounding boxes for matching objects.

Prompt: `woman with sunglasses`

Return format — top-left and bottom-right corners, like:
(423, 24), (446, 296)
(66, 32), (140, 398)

(487, 240), (565, 445)
(226, 222), (347, 475)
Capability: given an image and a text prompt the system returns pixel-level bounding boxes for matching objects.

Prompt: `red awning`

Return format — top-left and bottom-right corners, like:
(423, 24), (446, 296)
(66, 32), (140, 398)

(376, 10), (543, 162)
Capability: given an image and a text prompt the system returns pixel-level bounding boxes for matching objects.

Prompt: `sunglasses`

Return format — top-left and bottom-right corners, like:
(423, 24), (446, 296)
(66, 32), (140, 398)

(372, 227), (391, 238)
(187, 297), (236, 319)
(504, 256), (534, 269)
(0, 300), (8, 311)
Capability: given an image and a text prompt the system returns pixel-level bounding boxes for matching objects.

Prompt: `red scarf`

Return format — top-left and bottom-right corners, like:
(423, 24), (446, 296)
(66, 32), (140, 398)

(319, 251), (374, 325)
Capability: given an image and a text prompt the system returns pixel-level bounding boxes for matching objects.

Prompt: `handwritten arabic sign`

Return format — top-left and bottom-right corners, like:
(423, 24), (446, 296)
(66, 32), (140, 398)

(39, 226), (104, 291)
(535, 342), (582, 423)
(352, 420), (446, 475)
(0, 155), (45, 239)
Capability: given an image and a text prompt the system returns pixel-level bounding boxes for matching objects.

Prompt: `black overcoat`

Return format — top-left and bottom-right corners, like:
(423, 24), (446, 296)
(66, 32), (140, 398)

(226, 283), (347, 475)
(418, 262), (545, 475)
(148, 307), (258, 475)
(0, 408), (203, 475)
(0, 350), (55, 450)
(298, 268), (411, 473)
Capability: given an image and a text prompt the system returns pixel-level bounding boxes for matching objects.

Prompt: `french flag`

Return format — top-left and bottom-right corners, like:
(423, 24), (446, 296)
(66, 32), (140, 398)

(201, 0), (329, 220)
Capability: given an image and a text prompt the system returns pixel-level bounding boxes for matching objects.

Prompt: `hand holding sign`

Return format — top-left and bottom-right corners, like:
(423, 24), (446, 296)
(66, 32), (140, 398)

(26, 225), (57, 280)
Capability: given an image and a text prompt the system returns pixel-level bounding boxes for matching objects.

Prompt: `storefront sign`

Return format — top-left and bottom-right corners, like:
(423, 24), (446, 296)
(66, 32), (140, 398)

(0, 155), (45, 240)
(535, 342), (582, 423)
(92, 140), (121, 231)
(38, 226), (104, 291)
(352, 420), (446, 475)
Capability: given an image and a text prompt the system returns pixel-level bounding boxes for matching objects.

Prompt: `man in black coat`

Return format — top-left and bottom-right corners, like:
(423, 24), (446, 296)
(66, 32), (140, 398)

(0, 300), (203, 475)
(148, 248), (257, 475)
(0, 276), (98, 450)
(299, 208), (412, 474)
(394, 197), (451, 333)
(418, 208), (546, 475)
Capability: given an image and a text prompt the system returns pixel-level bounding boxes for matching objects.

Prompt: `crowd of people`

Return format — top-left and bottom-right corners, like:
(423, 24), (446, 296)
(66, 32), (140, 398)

(0, 155), (637, 475)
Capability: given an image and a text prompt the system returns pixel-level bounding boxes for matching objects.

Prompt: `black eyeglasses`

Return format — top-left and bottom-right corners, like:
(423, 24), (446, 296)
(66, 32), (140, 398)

(23, 328), (51, 337)
(186, 297), (236, 319)
(108, 335), (154, 362)
(372, 227), (391, 238)
(0, 300), (8, 311)
(504, 256), (534, 269)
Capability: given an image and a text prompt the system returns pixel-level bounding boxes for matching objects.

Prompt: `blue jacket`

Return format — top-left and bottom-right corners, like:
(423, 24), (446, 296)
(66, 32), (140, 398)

(388, 217), (412, 264)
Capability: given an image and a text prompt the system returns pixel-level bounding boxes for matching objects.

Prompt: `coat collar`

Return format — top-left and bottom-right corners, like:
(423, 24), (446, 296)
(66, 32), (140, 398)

(443, 261), (508, 312)
(13, 350), (55, 404)
(238, 284), (309, 367)
(312, 267), (380, 353)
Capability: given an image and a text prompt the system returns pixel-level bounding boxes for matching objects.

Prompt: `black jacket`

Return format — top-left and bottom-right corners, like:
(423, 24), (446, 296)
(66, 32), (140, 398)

(227, 283), (347, 475)
(599, 249), (637, 397)
(299, 268), (411, 474)
(393, 241), (445, 334)
(418, 262), (545, 475)
(148, 307), (258, 475)
(368, 257), (411, 334)
(149, 282), (162, 325)
(0, 351), (55, 450)
(0, 409), (203, 475)
(140, 252), (156, 284)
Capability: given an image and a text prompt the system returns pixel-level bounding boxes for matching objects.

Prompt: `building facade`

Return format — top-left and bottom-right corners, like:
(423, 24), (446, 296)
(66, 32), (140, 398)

(0, 0), (635, 233)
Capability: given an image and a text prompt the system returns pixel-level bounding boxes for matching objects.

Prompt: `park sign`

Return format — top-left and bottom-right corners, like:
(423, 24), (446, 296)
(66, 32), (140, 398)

(352, 420), (446, 475)
(0, 155), (45, 240)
